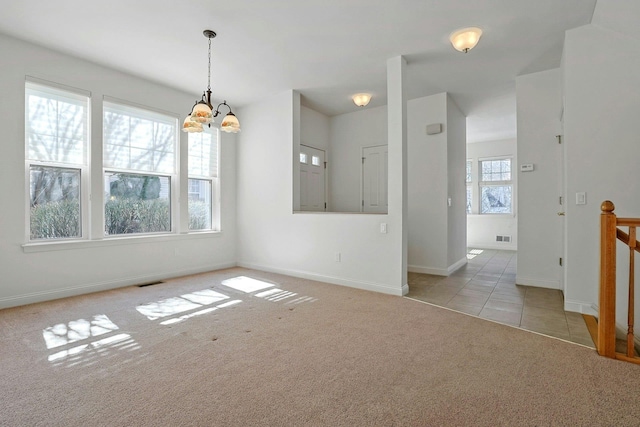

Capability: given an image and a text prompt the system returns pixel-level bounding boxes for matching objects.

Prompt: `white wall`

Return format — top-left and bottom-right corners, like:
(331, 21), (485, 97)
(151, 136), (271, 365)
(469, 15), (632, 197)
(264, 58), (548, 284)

(300, 106), (330, 152)
(563, 23), (640, 318)
(0, 34), (237, 308)
(329, 105), (388, 212)
(407, 94), (448, 273)
(447, 95), (467, 268)
(236, 90), (407, 295)
(407, 93), (467, 275)
(466, 138), (518, 251)
(516, 68), (563, 290)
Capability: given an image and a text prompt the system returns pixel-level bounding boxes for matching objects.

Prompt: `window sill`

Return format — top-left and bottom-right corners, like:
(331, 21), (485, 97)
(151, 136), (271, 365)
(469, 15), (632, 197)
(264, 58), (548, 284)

(22, 231), (222, 253)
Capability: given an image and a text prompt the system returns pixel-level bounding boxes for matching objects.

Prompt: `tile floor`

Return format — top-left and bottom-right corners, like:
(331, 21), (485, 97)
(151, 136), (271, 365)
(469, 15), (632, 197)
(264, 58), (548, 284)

(406, 249), (595, 347)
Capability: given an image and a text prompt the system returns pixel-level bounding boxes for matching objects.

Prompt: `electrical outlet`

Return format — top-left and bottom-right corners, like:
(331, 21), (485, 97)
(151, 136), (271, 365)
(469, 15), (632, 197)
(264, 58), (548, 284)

(335, 252), (341, 262)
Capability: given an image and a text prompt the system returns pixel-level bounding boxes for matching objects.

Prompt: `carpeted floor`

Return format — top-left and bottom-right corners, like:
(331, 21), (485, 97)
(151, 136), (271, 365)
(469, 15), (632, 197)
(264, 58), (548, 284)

(1, 267), (640, 426)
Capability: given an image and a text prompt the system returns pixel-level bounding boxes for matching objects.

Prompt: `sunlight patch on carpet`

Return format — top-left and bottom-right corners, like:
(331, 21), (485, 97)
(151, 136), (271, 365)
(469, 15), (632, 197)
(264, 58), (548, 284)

(221, 276), (275, 293)
(136, 289), (230, 320)
(43, 314), (119, 349)
(159, 300), (242, 326)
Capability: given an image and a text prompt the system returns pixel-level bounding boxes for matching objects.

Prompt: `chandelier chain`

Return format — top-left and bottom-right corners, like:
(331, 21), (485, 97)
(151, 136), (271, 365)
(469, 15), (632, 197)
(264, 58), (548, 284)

(207, 36), (212, 92)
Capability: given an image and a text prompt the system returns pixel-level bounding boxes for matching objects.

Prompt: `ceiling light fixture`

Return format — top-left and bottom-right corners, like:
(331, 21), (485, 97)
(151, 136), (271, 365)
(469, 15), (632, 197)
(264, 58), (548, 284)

(449, 27), (483, 53)
(183, 30), (240, 134)
(352, 93), (372, 107)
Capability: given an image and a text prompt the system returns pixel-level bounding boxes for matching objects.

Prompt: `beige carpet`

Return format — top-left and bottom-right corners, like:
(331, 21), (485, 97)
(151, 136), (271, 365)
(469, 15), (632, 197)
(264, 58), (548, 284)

(1, 267), (640, 426)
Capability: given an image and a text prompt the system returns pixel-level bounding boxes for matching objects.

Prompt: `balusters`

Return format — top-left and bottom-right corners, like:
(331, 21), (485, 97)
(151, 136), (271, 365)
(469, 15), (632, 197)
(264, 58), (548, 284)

(628, 226), (636, 358)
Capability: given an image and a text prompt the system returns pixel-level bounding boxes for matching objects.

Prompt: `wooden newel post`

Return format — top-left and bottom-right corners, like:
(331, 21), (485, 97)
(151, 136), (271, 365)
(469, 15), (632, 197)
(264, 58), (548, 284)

(599, 200), (617, 358)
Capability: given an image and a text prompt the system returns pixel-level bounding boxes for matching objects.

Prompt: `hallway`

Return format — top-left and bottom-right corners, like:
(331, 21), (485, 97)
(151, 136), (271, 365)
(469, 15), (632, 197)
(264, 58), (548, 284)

(407, 249), (594, 347)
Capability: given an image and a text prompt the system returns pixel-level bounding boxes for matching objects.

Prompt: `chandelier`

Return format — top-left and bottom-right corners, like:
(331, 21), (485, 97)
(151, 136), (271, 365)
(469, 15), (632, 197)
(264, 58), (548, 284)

(183, 30), (240, 133)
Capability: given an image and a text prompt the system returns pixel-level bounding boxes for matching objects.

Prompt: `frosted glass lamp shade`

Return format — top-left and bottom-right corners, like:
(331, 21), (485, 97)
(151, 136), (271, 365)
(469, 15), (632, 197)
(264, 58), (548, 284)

(182, 115), (203, 133)
(352, 93), (371, 107)
(450, 27), (483, 52)
(220, 112), (240, 133)
(191, 101), (213, 124)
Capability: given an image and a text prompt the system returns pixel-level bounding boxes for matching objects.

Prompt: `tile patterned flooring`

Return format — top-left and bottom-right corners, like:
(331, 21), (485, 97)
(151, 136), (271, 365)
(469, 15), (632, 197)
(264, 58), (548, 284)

(406, 249), (595, 348)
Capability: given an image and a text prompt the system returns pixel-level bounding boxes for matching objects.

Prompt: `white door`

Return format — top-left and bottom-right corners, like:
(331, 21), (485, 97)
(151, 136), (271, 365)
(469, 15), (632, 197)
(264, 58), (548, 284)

(299, 145), (326, 212)
(362, 145), (388, 213)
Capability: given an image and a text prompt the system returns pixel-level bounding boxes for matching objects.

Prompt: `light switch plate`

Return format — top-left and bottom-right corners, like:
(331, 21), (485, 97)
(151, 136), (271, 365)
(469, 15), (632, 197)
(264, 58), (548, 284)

(576, 192), (586, 205)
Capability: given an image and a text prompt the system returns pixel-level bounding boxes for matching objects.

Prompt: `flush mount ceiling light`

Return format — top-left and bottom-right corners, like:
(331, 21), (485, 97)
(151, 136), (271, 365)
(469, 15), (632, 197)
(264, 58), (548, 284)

(352, 93), (372, 107)
(183, 30), (240, 134)
(449, 27), (483, 53)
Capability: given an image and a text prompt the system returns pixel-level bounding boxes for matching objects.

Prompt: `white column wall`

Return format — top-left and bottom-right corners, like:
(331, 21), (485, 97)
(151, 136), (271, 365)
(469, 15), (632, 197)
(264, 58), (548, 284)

(515, 69), (563, 290)
(0, 34), (237, 308)
(407, 93), (449, 274)
(563, 24), (640, 318)
(446, 95), (468, 269)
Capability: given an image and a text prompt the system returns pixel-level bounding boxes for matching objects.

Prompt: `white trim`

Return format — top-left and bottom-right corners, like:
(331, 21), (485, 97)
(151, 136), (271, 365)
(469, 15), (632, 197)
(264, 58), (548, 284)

(467, 242), (517, 251)
(238, 262), (406, 296)
(408, 257), (467, 277)
(515, 275), (560, 289)
(564, 299), (598, 315)
(448, 257), (467, 275)
(408, 265), (448, 276)
(23, 230), (223, 253)
(0, 261), (236, 310)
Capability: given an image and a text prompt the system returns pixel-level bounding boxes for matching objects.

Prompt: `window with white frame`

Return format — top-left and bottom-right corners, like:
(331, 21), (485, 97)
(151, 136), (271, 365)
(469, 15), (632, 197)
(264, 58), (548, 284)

(25, 81), (89, 240)
(466, 160), (472, 214)
(479, 158), (512, 214)
(188, 129), (219, 231)
(103, 101), (177, 235)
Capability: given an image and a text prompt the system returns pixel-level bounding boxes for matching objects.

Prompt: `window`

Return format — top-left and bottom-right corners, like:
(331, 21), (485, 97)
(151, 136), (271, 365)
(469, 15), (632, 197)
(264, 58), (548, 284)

(188, 129), (219, 231)
(479, 158), (512, 214)
(25, 81), (89, 240)
(465, 160), (472, 214)
(300, 152), (308, 164)
(103, 101), (177, 235)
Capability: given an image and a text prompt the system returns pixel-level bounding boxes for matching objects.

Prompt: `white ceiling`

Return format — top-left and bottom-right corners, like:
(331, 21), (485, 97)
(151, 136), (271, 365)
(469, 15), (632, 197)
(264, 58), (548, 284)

(0, 0), (597, 142)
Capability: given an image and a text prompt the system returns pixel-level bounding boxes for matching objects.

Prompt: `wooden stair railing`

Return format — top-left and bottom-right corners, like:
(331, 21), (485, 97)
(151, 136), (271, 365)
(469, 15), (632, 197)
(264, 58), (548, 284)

(599, 200), (640, 364)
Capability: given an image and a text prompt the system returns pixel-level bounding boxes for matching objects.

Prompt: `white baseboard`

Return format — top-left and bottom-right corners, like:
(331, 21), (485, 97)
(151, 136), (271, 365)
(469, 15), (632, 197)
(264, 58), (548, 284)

(238, 261), (406, 296)
(515, 275), (560, 290)
(409, 257), (467, 277)
(448, 257), (467, 275)
(467, 243), (517, 251)
(408, 265), (448, 276)
(0, 261), (237, 310)
(564, 299), (598, 316)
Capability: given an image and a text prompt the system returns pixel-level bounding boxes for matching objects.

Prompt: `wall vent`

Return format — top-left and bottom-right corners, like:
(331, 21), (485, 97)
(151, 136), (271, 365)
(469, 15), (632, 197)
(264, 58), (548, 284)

(496, 235), (511, 243)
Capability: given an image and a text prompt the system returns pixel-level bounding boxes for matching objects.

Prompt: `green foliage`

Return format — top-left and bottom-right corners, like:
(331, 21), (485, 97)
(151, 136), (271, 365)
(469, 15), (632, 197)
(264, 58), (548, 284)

(188, 199), (211, 230)
(105, 198), (170, 235)
(30, 199), (80, 239)
(109, 174), (161, 200)
(30, 198), (212, 238)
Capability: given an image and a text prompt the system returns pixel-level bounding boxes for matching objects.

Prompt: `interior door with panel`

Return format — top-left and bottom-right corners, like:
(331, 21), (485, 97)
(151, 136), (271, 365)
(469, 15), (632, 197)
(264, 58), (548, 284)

(362, 145), (388, 213)
(299, 145), (326, 212)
